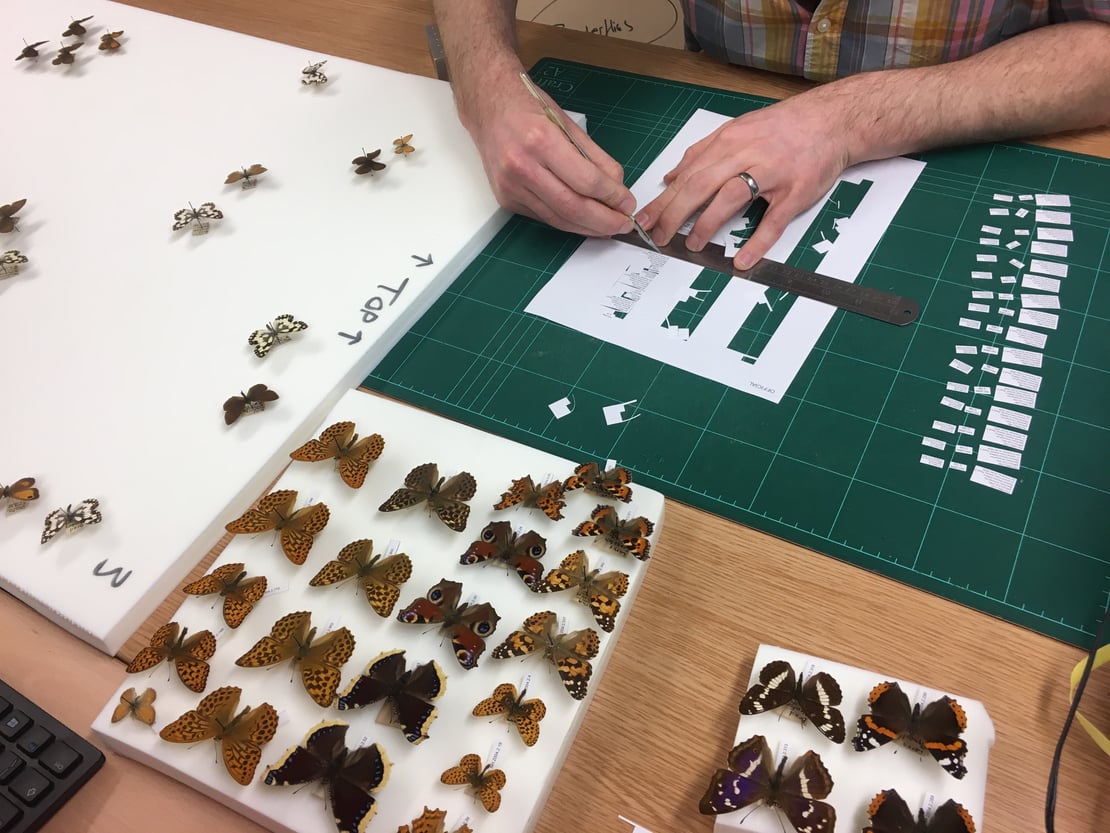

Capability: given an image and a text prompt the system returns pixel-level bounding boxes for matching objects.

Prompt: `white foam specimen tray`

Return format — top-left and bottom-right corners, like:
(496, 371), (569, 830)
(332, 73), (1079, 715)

(0, 0), (506, 653)
(712, 645), (995, 832)
(93, 389), (665, 833)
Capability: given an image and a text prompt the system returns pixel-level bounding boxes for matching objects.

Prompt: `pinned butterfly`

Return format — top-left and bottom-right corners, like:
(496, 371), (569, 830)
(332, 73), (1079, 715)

(460, 520), (547, 589)
(572, 504), (654, 560)
(41, 498), (102, 543)
(2, 476), (39, 513)
(0, 199), (27, 234)
(62, 16), (94, 37)
(99, 31), (124, 51)
(126, 621), (216, 693)
(440, 753), (506, 813)
(309, 539), (411, 617)
(397, 579), (499, 670)
(393, 134), (415, 158)
(473, 682), (546, 747)
(111, 687), (156, 726)
(225, 489), (329, 564)
(290, 421), (383, 489)
(564, 461), (633, 503)
(538, 550), (628, 632)
(172, 201), (223, 235)
(397, 808), (473, 833)
(864, 789), (976, 833)
(248, 313), (308, 358)
(225, 163), (268, 190)
(301, 59), (327, 85)
(337, 650), (446, 744)
(15, 42), (48, 62)
(379, 462), (477, 533)
(352, 148), (386, 176)
(492, 610), (599, 700)
(494, 474), (566, 521)
(223, 383), (279, 424)
(182, 562), (267, 629)
(739, 660), (846, 744)
(51, 42), (83, 66)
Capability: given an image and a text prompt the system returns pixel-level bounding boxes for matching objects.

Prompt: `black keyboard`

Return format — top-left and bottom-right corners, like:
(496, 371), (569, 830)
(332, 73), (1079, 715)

(0, 679), (104, 833)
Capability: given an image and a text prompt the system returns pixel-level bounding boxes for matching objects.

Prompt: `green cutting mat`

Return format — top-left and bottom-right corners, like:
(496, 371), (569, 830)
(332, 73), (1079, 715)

(366, 59), (1110, 647)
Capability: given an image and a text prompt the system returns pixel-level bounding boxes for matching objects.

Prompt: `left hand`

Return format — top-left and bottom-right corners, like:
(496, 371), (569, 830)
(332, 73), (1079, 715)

(636, 90), (853, 268)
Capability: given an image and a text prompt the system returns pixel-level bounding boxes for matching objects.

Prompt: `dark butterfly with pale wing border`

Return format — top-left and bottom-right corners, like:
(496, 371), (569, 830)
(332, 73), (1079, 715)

(234, 610), (355, 707)
(2, 477), (39, 510)
(439, 753), (506, 814)
(290, 421), (384, 489)
(393, 134), (415, 157)
(172, 201), (223, 231)
(538, 549), (628, 633)
(337, 650), (446, 744)
(379, 463), (477, 533)
(159, 685), (279, 786)
(40, 498), (102, 544)
(352, 149), (386, 176)
(309, 540), (412, 618)
(397, 807), (474, 833)
(0, 200), (27, 234)
(62, 16), (94, 37)
(15, 43), (47, 62)
(852, 681), (969, 779)
(111, 687), (156, 725)
(51, 42), (83, 65)
(1, 251), (29, 276)
(264, 721), (389, 833)
(181, 562), (267, 629)
(864, 789), (977, 833)
(224, 489), (329, 565)
(699, 734), (836, 833)
(248, 313), (308, 359)
(225, 163), (268, 188)
(301, 59), (327, 85)
(572, 503), (654, 560)
(563, 461), (633, 503)
(126, 621), (216, 693)
(739, 660), (846, 744)
(472, 682), (546, 747)
(491, 610), (599, 701)
(396, 579), (499, 670)
(99, 30), (123, 51)
(460, 520), (547, 589)
(223, 383), (279, 425)
(494, 474), (566, 521)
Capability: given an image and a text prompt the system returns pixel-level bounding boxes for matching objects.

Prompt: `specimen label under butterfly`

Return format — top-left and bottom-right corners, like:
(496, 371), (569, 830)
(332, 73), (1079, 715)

(337, 650), (446, 744)
(699, 734), (836, 833)
(379, 463), (477, 533)
(248, 313), (307, 358)
(224, 489), (330, 565)
(440, 753), (506, 813)
(397, 579), (499, 670)
(472, 682), (546, 747)
(2, 476), (39, 512)
(492, 610), (599, 700)
(494, 474), (566, 521)
(223, 383), (279, 424)
(397, 807), (473, 833)
(460, 521), (547, 588)
(301, 59), (327, 85)
(0, 199), (27, 233)
(111, 687), (156, 725)
(352, 148), (386, 176)
(309, 540), (412, 618)
(126, 621), (216, 693)
(563, 461), (633, 503)
(864, 789), (977, 833)
(182, 562), (267, 629)
(538, 550), (628, 633)
(225, 163), (268, 189)
(265, 721), (389, 833)
(235, 610), (355, 707)
(16, 42), (48, 61)
(572, 503), (654, 560)
(99, 30), (124, 51)
(0, 250), (29, 277)
(290, 421), (384, 489)
(172, 201), (223, 234)
(852, 681), (969, 779)
(40, 498), (102, 543)
(62, 16), (94, 37)
(739, 660), (846, 744)
(159, 686), (279, 786)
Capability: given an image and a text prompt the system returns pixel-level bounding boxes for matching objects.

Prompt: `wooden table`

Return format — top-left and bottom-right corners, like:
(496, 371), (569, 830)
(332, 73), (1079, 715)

(4, 2), (1107, 830)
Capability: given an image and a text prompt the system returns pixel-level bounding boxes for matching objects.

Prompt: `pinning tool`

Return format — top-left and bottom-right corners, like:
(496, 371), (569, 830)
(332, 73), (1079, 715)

(519, 71), (660, 253)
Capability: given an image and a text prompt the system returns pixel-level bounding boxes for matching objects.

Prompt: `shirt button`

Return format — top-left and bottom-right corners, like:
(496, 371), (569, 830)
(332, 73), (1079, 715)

(816, 17), (831, 33)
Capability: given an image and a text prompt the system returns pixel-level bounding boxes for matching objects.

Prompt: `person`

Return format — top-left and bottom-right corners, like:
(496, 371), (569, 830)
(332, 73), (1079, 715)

(431, 1), (1110, 267)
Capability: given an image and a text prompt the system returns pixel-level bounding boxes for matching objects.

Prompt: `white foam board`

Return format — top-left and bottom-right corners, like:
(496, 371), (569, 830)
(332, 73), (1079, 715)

(0, 0), (507, 652)
(93, 388), (665, 833)
(712, 645), (994, 832)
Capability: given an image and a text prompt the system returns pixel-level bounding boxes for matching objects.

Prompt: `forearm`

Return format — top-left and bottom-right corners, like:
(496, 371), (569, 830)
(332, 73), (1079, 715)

(829, 21), (1110, 165)
(432, 0), (523, 132)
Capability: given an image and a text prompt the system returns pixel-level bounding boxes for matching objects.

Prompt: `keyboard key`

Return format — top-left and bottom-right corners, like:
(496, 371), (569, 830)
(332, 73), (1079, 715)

(0, 715), (28, 742)
(37, 743), (80, 778)
(0, 795), (22, 831)
(7, 770), (50, 807)
(15, 728), (51, 758)
(0, 700), (10, 720)
(0, 753), (21, 785)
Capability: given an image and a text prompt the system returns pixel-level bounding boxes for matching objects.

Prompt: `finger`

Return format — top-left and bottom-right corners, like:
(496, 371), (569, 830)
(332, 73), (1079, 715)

(686, 176), (756, 250)
(524, 166), (633, 237)
(663, 123), (728, 184)
(505, 196), (612, 239)
(543, 133), (635, 215)
(561, 116), (629, 197)
(634, 185), (679, 231)
(650, 156), (742, 246)
(733, 197), (796, 269)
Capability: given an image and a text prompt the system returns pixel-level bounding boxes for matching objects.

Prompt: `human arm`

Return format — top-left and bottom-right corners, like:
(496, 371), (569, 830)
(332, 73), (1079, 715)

(639, 20), (1110, 267)
(431, 0), (636, 235)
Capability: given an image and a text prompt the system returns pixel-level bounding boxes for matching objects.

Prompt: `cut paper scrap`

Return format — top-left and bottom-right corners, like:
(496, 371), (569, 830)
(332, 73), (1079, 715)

(618, 816), (657, 833)
(1070, 643), (1110, 757)
(603, 400), (640, 426)
(548, 396), (574, 419)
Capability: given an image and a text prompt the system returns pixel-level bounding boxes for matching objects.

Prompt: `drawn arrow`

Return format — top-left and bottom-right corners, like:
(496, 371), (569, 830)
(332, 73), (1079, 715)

(411, 253), (433, 267)
(338, 331), (363, 345)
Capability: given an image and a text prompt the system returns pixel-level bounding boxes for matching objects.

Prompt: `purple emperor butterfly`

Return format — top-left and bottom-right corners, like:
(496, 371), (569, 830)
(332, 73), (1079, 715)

(472, 682), (546, 747)
(538, 550), (628, 633)
(337, 650), (446, 744)
(396, 579), (499, 670)
(379, 463), (477, 533)
(290, 421), (383, 489)
(459, 521), (546, 588)
(182, 562), (267, 629)
(224, 489), (330, 565)
(126, 622), (215, 693)
(493, 474), (567, 521)
(310, 540), (412, 618)
(492, 610), (599, 700)
(739, 660), (846, 744)
(563, 461), (633, 503)
(865, 789), (977, 833)
(439, 753), (506, 813)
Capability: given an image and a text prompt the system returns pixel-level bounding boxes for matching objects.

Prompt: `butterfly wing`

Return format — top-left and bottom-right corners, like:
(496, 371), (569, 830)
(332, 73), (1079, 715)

(494, 476), (534, 511)
(699, 735), (775, 815)
(429, 471), (477, 532)
(475, 766), (506, 812)
(460, 522), (512, 567)
(309, 540), (363, 587)
(928, 799), (977, 833)
(195, 202), (223, 220)
(40, 508), (69, 543)
(911, 696), (969, 779)
(379, 463), (437, 513)
(337, 433), (384, 489)
(160, 685), (239, 744)
(563, 462), (600, 492)
(182, 562), (245, 597)
(172, 208), (195, 230)
(235, 611), (309, 667)
(539, 550), (588, 594)
(572, 504), (614, 540)
(491, 611), (549, 660)
(509, 530), (546, 588)
(225, 490), (296, 535)
(265, 721), (343, 788)
(125, 622), (179, 673)
(391, 660), (446, 743)
(360, 552), (412, 617)
(248, 327), (278, 358)
(451, 601), (500, 670)
(246, 164), (268, 177)
(292, 422), (354, 462)
(301, 626), (356, 706)
(224, 573), (267, 629)
(279, 502), (330, 565)
(613, 515), (654, 560)
(175, 629), (216, 692)
(776, 751), (836, 833)
(222, 702), (279, 785)
(863, 790), (918, 833)
(551, 627), (599, 700)
(797, 672), (846, 744)
(247, 383), (279, 405)
(853, 681), (912, 752)
(739, 660), (798, 716)
(511, 697), (546, 747)
(329, 742), (389, 833)
(337, 650), (405, 710)
(112, 688), (142, 723)
(3, 477), (38, 502)
(439, 754), (480, 786)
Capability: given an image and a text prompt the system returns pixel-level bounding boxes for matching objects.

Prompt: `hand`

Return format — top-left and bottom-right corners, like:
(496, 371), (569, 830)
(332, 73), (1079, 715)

(636, 90), (853, 267)
(466, 75), (637, 237)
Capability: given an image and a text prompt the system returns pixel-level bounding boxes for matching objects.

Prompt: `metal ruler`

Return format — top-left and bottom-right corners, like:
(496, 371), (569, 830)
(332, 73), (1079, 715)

(611, 231), (920, 326)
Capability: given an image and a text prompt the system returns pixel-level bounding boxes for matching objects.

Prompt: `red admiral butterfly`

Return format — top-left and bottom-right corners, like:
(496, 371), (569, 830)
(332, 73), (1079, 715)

(698, 734), (835, 833)
(852, 681), (969, 779)
(739, 660), (846, 743)
(864, 789), (977, 833)
(337, 650), (445, 745)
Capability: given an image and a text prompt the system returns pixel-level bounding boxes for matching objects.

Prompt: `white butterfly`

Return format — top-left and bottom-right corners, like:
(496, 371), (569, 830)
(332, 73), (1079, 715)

(41, 499), (103, 544)
(0, 250), (28, 276)
(248, 314), (309, 358)
(301, 60), (327, 85)
(172, 202), (224, 231)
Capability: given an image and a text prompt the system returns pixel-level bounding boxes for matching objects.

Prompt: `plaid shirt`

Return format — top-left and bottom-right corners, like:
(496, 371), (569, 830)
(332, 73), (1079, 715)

(683, 1), (1110, 82)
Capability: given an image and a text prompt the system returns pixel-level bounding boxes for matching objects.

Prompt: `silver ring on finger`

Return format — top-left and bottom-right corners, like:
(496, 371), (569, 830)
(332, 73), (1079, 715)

(736, 171), (760, 201)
